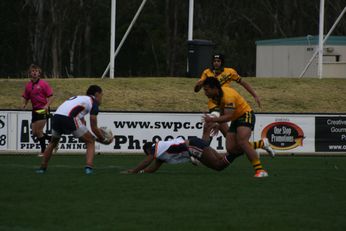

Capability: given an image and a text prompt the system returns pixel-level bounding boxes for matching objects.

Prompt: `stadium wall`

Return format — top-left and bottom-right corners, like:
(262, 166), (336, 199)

(0, 110), (345, 155)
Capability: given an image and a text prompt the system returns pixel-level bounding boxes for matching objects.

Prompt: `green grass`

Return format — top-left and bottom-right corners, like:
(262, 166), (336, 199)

(1, 77), (346, 113)
(1, 155), (346, 231)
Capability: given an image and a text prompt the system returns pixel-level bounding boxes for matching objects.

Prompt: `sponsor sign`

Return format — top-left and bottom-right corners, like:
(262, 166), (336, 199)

(315, 117), (346, 152)
(255, 114), (314, 153)
(0, 113), (7, 150)
(18, 112), (87, 153)
(1, 111), (345, 154)
(261, 121), (304, 150)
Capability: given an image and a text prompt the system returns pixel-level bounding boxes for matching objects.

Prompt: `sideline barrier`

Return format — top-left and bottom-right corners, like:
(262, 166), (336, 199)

(0, 111), (345, 154)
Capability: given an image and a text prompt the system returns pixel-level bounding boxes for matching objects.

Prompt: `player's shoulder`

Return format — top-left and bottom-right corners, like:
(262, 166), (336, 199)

(38, 79), (52, 87)
(223, 67), (239, 75)
(202, 68), (213, 75)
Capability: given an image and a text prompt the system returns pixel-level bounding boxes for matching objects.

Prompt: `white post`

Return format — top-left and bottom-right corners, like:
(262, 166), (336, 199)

(188, 0), (194, 41)
(102, 0), (147, 78)
(317, 0), (325, 79)
(299, 6), (346, 78)
(187, 0), (194, 75)
(110, 0), (116, 79)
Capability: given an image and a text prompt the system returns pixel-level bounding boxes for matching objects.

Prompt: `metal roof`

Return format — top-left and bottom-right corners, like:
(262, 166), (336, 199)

(256, 36), (346, 46)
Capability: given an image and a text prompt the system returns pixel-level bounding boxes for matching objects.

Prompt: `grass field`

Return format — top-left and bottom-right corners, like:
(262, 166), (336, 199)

(1, 154), (346, 231)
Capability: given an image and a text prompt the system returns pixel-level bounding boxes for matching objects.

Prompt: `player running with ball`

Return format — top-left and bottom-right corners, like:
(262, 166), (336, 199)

(36, 85), (113, 175)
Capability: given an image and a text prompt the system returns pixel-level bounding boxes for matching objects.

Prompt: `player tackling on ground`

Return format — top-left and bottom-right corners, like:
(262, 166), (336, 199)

(122, 136), (269, 178)
(36, 85), (113, 174)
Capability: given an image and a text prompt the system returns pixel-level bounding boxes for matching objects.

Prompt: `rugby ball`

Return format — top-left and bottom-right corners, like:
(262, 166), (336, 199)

(100, 127), (113, 140)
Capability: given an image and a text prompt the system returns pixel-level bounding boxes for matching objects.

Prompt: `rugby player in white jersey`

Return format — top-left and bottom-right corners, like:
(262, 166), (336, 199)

(122, 137), (232, 174)
(36, 85), (113, 174)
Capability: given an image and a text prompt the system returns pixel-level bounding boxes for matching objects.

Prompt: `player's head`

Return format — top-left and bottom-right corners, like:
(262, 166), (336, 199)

(86, 85), (103, 105)
(202, 77), (222, 98)
(211, 54), (224, 70)
(143, 142), (154, 155)
(28, 64), (42, 81)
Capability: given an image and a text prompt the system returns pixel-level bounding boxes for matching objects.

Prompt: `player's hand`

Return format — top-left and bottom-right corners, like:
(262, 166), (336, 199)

(120, 169), (136, 174)
(202, 113), (214, 123)
(97, 137), (113, 145)
(254, 96), (262, 109)
(210, 124), (220, 137)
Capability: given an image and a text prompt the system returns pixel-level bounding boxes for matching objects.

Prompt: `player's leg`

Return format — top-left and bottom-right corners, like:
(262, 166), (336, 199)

(201, 121), (214, 143)
(224, 132), (244, 163)
(37, 135), (60, 172)
(36, 115), (70, 173)
(250, 138), (275, 157)
(73, 124), (96, 174)
(36, 115), (62, 173)
(188, 137), (234, 171)
(236, 126), (268, 177)
(32, 116), (47, 155)
(79, 131), (96, 170)
(199, 147), (230, 171)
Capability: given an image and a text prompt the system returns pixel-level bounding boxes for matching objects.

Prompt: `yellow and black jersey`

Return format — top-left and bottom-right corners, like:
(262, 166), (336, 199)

(209, 87), (252, 121)
(200, 67), (241, 88)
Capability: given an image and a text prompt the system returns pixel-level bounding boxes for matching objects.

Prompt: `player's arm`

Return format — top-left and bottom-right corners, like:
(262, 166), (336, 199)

(44, 95), (54, 111)
(238, 79), (261, 108)
(124, 154), (156, 174)
(90, 115), (110, 144)
(21, 97), (29, 110)
(21, 87), (30, 110)
(203, 108), (235, 124)
(43, 83), (54, 111)
(194, 79), (204, 92)
(142, 159), (163, 173)
(194, 71), (208, 92)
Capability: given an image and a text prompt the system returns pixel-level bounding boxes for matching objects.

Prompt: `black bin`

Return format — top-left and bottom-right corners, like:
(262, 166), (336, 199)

(187, 39), (214, 77)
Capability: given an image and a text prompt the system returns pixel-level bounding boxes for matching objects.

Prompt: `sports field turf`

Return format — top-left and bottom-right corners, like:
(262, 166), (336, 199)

(1, 154), (346, 231)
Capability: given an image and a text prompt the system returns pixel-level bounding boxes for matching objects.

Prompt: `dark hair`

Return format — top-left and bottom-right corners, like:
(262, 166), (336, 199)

(86, 85), (102, 96)
(143, 142), (154, 155)
(202, 77), (222, 90)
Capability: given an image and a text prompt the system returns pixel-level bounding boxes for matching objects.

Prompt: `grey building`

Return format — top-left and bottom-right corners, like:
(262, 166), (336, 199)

(256, 36), (346, 78)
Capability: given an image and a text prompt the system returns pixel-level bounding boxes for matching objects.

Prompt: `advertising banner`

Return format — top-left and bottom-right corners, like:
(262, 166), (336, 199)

(2, 110), (345, 154)
(255, 114), (315, 154)
(315, 116), (346, 152)
(0, 112), (8, 150)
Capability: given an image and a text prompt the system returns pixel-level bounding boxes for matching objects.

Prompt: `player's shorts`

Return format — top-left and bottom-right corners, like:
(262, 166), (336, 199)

(229, 111), (256, 133)
(187, 137), (209, 158)
(32, 110), (49, 123)
(51, 114), (88, 138)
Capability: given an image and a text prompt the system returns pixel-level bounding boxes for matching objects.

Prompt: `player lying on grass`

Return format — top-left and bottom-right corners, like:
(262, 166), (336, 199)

(36, 85), (113, 175)
(121, 136), (265, 177)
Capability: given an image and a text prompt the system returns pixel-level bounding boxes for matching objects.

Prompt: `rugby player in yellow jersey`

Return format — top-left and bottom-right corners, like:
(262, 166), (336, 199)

(194, 54), (274, 156)
(200, 77), (269, 177)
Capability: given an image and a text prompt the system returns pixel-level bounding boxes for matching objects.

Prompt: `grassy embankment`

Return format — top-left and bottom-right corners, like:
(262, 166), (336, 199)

(0, 77), (345, 113)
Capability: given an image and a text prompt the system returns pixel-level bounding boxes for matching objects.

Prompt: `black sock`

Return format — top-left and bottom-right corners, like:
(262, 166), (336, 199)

(38, 136), (46, 153)
(226, 152), (244, 163)
(43, 133), (51, 142)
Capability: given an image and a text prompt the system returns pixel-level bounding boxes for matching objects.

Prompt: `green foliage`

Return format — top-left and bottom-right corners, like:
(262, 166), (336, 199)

(1, 1), (346, 77)
(1, 155), (346, 231)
